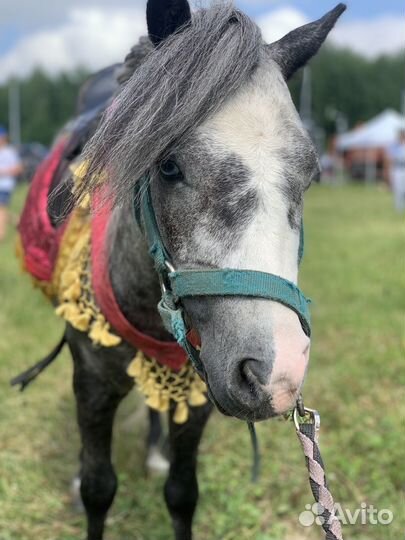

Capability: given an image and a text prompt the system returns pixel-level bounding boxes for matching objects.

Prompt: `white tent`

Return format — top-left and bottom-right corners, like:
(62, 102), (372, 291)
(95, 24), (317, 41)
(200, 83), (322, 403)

(337, 109), (405, 151)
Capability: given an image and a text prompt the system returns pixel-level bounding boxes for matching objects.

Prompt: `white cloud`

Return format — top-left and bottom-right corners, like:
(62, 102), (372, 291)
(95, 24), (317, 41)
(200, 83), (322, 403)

(0, 7), (146, 83)
(332, 15), (405, 58)
(0, 0), (143, 27)
(257, 7), (404, 58)
(257, 7), (308, 43)
(0, 5), (403, 83)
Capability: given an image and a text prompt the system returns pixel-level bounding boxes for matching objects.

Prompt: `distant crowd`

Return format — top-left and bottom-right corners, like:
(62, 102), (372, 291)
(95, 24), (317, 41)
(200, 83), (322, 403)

(320, 128), (405, 213)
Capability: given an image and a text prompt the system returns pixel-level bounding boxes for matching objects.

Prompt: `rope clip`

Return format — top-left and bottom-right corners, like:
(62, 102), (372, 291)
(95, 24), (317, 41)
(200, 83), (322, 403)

(293, 406), (321, 433)
(296, 393), (306, 416)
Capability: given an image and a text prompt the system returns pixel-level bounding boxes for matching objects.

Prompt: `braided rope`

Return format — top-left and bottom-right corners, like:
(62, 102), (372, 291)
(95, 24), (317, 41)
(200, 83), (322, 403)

(295, 410), (344, 540)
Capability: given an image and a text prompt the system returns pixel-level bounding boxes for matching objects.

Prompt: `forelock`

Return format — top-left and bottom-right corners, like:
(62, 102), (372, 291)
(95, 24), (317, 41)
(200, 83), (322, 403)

(78, 3), (263, 206)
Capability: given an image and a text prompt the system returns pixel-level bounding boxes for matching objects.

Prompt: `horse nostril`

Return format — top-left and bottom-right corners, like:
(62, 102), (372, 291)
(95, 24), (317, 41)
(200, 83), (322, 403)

(239, 358), (270, 387)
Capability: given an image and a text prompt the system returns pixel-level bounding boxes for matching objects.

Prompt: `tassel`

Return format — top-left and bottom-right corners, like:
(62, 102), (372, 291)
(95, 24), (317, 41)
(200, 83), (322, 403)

(139, 365), (151, 385)
(159, 393), (170, 412)
(80, 193), (91, 210)
(71, 312), (91, 332)
(127, 355), (143, 378)
(188, 385), (208, 407)
(98, 327), (121, 347)
(88, 321), (102, 344)
(62, 280), (81, 302)
(70, 160), (89, 182)
(89, 320), (121, 347)
(143, 378), (157, 396)
(56, 302), (80, 321)
(145, 392), (162, 410)
(173, 401), (189, 424)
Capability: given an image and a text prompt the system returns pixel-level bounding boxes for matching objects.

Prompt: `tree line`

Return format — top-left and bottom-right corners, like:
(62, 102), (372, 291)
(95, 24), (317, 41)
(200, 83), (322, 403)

(0, 46), (403, 147)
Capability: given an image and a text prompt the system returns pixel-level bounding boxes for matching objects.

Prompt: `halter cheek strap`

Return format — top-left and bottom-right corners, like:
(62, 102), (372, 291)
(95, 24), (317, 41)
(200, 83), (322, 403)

(134, 174), (311, 371)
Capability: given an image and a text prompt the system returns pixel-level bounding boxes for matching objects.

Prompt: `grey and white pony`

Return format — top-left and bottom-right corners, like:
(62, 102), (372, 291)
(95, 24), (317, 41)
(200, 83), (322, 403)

(52, 1), (345, 539)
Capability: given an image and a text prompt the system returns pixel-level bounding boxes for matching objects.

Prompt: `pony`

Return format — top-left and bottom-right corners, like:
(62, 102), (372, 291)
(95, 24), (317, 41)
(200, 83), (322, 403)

(16, 1), (346, 539)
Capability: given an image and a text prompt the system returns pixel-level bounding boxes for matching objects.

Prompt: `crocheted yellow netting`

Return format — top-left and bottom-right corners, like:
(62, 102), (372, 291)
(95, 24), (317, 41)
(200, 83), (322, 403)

(23, 161), (207, 424)
(127, 353), (207, 424)
(54, 208), (122, 347)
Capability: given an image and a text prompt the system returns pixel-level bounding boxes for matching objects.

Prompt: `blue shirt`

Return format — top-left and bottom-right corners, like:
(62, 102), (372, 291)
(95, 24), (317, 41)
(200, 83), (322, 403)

(0, 145), (20, 192)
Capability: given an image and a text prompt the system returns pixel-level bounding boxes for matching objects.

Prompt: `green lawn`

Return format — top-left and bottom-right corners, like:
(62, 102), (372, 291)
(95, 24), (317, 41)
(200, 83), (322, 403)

(0, 184), (404, 540)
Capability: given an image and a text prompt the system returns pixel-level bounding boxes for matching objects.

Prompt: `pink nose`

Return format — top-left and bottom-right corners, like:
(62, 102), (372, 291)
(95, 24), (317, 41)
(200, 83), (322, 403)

(268, 341), (310, 414)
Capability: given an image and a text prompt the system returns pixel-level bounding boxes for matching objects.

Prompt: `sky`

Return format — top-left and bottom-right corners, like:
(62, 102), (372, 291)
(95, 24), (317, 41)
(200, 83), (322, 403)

(0, 0), (403, 83)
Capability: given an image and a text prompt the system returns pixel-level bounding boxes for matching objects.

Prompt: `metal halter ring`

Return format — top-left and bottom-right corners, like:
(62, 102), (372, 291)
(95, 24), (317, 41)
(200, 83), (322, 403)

(158, 260), (176, 295)
(164, 260), (176, 273)
(293, 406), (321, 432)
(296, 394), (306, 417)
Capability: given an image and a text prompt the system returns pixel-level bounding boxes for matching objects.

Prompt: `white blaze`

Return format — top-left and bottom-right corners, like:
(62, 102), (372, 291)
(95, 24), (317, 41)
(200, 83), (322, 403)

(197, 60), (312, 413)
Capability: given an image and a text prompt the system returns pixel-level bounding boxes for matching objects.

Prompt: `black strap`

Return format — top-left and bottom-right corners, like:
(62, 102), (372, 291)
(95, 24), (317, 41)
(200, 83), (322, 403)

(10, 333), (66, 391)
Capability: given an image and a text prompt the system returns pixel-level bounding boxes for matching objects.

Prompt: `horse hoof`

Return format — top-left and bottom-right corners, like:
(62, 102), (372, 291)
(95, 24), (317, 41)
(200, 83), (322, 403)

(146, 446), (169, 475)
(70, 476), (84, 512)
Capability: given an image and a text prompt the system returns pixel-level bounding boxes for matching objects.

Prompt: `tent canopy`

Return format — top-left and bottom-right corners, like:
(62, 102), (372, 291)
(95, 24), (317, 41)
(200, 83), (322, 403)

(337, 109), (405, 151)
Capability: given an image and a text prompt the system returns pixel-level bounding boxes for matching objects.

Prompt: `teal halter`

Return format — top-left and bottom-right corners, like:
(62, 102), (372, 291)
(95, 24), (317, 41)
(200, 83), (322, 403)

(134, 174), (311, 371)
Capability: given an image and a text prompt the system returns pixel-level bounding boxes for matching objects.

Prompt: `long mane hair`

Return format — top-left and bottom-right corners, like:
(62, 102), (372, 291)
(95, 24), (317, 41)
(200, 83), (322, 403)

(78, 3), (263, 205)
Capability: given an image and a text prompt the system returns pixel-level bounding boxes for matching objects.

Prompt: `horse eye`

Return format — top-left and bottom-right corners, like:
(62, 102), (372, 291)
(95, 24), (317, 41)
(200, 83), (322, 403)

(159, 159), (183, 181)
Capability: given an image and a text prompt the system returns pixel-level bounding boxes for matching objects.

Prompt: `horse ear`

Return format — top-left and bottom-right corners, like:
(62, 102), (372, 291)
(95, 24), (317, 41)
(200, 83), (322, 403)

(268, 3), (346, 80)
(147, 0), (192, 47)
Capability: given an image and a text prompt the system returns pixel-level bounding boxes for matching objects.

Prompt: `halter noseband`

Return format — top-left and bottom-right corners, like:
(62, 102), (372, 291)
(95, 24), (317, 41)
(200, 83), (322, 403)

(134, 174), (311, 372)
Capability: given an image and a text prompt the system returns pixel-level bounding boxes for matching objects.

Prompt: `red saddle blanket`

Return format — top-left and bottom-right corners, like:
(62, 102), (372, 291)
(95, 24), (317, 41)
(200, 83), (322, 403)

(18, 138), (69, 282)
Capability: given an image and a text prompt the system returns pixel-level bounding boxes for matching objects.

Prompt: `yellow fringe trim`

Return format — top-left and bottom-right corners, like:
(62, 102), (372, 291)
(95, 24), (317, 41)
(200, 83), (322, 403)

(127, 352), (207, 424)
(54, 209), (121, 347)
(69, 159), (106, 210)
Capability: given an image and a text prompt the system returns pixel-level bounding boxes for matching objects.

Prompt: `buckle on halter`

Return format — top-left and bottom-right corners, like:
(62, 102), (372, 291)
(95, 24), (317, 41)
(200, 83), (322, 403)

(158, 260), (177, 295)
(164, 260), (176, 273)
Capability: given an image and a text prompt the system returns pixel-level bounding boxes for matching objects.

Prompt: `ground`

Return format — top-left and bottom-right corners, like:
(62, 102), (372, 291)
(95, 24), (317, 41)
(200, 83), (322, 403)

(0, 183), (404, 540)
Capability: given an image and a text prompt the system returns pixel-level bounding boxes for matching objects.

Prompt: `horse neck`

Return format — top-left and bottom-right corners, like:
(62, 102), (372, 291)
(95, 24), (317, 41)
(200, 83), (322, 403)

(107, 200), (173, 341)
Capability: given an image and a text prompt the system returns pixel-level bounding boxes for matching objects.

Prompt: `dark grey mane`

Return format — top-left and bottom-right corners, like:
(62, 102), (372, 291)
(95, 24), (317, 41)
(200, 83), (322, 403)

(116, 36), (154, 86)
(78, 3), (263, 205)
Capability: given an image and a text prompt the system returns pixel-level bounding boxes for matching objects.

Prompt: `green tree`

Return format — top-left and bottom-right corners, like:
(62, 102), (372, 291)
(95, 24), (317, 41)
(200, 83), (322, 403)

(0, 68), (89, 146)
(0, 48), (403, 147)
(289, 47), (404, 136)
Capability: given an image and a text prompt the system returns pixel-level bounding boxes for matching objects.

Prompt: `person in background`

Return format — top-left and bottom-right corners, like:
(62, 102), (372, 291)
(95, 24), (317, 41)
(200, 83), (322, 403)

(320, 153), (335, 183)
(0, 125), (23, 241)
(389, 128), (405, 213)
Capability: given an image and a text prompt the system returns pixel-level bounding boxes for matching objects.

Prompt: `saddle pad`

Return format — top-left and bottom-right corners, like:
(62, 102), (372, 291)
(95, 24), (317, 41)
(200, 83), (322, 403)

(18, 137), (70, 284)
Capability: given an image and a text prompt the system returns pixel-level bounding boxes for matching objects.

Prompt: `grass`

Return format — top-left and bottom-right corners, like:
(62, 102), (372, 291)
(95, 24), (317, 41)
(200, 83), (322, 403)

(0, 183), (404, 540)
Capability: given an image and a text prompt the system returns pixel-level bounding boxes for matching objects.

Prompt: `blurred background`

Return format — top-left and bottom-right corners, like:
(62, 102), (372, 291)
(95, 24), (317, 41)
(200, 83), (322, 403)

(0, 2), (404, 540)
(1, 0), (404, 183)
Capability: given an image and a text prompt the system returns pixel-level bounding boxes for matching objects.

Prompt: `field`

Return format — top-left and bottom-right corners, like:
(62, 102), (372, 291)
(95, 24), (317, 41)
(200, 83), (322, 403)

(0, 184), (404, 540)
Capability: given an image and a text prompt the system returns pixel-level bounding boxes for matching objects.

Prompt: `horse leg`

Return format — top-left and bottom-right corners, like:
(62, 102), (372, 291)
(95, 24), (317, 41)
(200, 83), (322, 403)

(146, 409), (169, 474)
(69, 333), (133, 540)
(165, 401), (213, 540)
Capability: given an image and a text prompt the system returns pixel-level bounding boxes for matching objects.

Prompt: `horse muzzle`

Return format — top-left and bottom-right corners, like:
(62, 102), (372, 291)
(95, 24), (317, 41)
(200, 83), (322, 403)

(188, 299), (310, 422)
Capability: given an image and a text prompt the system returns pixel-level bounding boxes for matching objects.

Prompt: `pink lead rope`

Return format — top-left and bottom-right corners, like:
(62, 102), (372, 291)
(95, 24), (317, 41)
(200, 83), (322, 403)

(294, 407), (344, 540)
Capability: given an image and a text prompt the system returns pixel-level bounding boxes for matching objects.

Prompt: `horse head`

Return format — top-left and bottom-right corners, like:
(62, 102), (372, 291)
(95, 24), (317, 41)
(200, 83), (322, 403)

(83, 0), (346, 422)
